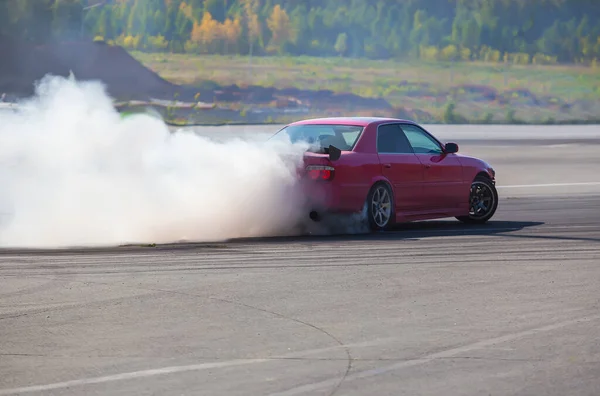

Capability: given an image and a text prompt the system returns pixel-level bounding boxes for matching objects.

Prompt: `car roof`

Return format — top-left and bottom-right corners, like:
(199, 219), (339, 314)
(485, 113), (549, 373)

(287, 116), (417, 127)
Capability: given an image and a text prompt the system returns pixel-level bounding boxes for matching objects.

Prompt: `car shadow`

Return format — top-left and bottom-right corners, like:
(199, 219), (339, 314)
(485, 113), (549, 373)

(225, 220), (545, 245)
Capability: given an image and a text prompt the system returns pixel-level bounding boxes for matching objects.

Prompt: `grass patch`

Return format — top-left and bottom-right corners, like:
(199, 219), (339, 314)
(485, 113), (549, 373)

(129, 52), (600, 124)
(132, 52), (599, 101)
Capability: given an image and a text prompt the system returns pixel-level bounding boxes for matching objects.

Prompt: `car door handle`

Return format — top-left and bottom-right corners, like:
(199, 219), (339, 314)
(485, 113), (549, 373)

(424, 164), (431, 169)
(383, 164), (392, 168)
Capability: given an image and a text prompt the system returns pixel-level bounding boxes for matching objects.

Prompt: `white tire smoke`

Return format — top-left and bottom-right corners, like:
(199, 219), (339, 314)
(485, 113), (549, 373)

(0, 75), (310, 248)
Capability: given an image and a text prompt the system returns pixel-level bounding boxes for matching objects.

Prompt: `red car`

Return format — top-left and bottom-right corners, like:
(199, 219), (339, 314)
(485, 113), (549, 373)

(271, 117), (498, 230)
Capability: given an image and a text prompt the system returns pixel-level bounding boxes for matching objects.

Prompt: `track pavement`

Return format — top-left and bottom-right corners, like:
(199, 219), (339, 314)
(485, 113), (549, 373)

(1, 126), (599, 395)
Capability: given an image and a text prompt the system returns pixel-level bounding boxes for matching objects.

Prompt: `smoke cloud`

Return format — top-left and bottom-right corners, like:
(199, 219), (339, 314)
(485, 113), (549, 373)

(0, 75), (312, 248)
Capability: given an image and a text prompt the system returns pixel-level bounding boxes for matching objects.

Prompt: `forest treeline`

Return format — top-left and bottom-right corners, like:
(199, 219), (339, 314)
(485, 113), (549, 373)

(2, 0), (600, 65)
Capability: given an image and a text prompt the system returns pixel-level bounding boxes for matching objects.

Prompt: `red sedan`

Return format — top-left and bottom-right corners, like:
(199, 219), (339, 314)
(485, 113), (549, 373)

(271, 117), (498, 230)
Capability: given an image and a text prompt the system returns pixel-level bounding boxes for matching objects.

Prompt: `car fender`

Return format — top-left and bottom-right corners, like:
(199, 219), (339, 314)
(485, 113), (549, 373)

(333, 175), (393, 213)
(368, 175), (394, 194)
(456, 156), (496, 182)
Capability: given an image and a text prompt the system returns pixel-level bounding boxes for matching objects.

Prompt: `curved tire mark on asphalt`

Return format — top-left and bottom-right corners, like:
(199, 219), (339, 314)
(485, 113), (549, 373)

(268, 313), (600, 396)
(209, 296), (352, 396)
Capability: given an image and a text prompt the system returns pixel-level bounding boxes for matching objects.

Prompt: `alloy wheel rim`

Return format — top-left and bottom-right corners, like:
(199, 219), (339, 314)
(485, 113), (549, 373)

(371, 186), (392, 227)
(469, 181), (495, 219)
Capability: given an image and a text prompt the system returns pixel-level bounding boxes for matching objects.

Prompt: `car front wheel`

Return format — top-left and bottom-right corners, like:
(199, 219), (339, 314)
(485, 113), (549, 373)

(456, 175), (498, 224)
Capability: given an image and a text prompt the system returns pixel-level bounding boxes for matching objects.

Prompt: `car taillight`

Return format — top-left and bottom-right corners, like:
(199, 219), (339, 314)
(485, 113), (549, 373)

(306, 165), (335, 181)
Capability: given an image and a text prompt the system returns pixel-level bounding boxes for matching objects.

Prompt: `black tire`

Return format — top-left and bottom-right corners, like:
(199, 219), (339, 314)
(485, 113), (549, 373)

(366, 182), (395, 231)
(456, 175), (498, 224)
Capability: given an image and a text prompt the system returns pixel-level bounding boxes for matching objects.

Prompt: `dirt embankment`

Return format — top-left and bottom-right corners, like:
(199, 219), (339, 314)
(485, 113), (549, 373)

(0, 36), (393, 113)
(0, 35), (179, 100)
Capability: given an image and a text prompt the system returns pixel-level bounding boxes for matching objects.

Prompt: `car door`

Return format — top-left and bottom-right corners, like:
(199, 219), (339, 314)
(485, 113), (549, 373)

(376, 123), (425, 213)
(399, 123), (465, 210)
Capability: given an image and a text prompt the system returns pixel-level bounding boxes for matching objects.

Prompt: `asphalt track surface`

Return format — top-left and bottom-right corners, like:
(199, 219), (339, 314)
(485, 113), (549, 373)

(1, 125), (600, 396)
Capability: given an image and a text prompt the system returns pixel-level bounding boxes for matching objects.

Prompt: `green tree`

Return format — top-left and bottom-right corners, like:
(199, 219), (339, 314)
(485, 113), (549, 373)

(334, 32), (347, 56)
(1, 0), (599, 64)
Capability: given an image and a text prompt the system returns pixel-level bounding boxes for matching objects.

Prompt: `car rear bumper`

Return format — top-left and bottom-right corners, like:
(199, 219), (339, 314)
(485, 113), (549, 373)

(300, 180), (366, 217)
(300, 180), (343, 212)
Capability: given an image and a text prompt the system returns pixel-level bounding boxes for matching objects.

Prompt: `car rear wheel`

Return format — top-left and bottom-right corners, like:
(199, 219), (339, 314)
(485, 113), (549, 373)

(367, 182), (394, 231)
(456, 175), (498, 224)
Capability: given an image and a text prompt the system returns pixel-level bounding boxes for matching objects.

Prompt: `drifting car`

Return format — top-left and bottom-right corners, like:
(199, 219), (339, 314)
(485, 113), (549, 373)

(270, 117), (498, 230)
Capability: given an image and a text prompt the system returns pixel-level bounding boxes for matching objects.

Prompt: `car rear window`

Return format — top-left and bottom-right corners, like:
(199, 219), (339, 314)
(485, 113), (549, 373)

(270, 124), (364, 151)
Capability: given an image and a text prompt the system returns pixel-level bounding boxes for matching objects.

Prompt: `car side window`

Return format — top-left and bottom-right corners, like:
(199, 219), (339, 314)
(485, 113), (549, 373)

(341, 130), (360, 147)
(377, 124), (413, 154)
(400, 124), (443, 154)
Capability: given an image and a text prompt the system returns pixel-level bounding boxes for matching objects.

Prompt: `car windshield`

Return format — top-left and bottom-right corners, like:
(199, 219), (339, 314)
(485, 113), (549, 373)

(270, 124), (364, 152)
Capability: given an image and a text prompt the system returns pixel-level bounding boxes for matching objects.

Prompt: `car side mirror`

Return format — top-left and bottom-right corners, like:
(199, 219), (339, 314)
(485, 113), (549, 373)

(444, 142), (459, 154)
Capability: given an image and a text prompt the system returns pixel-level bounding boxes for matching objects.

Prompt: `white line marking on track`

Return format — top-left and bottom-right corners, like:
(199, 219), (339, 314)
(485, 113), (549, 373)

(498, 182), (600, 189)
(0, 360), (266, 395)
(268, 313), (600, 396)
(0, 338), (395, 395)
